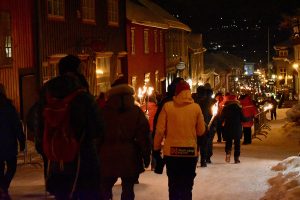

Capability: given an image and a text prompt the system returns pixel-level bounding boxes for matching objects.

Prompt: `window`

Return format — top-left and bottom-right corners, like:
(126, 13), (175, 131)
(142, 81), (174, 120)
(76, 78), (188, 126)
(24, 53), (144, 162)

(144, 29), (149, 54)
(144, 72), (150, 85)
(279, 50), (288, 57)
(0, 12), (12, 67)
(155, 70), (159, 93)
(131, 28), (135, 55)
(131, 76), (137, 94)
(82, 0), (95, 23)
(95, 52), (112, 95)
(159, 31), (163, 53)
(154, 30), (158, 53)
(279, 68), (287, 79)
(42, 54), (66, 83)
(107, 0), (119, 26)
(47, 0), (65, 19)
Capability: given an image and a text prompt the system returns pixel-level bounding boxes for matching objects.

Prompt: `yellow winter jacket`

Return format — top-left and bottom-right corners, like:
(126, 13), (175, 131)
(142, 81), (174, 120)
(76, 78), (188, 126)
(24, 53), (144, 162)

(154, 90), (206, 157)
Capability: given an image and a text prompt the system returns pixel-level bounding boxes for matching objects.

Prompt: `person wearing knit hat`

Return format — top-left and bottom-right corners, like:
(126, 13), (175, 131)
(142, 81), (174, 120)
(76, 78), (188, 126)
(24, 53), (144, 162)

(220, 93), (250, 164)
(153, 80), (205, 200)
(175, 80), (191, 95)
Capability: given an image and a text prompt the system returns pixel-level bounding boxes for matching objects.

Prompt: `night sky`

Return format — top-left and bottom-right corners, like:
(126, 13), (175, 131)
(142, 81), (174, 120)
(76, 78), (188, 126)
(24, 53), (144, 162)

(153, 0), (300, 64)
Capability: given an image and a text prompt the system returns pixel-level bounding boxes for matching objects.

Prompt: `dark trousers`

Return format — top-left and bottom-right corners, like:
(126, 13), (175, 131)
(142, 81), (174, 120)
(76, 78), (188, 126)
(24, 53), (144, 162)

(0, 157), (17, 192)
(271, 109), (276, 120)
(216, 118), (223, 141)
(225, 138), (241, 158)
(165, 156), (197, 200)
(100, 176), (137, 200)
(243, 127), (252, 144)
(198, 135), (208, 163)
(207, 129), (215, 159)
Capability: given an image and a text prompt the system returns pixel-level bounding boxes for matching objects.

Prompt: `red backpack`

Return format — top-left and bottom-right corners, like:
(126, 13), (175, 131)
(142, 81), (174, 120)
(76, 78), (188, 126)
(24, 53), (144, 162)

(43, 89), (84, 163)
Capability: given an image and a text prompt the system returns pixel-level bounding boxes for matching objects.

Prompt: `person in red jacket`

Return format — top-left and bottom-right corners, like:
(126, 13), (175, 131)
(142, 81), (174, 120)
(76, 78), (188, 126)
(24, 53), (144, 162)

(239, 94), (258, 144)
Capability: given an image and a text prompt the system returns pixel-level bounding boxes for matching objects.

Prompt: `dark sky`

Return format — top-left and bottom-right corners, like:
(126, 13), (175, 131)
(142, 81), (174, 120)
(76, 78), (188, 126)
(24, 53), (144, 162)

(153, 0), (300, 64)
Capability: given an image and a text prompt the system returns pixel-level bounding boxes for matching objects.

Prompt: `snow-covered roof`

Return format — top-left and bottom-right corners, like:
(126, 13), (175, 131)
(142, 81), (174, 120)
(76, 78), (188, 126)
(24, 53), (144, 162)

(128, 0), (191, 32)
(127, 0), (169, 29)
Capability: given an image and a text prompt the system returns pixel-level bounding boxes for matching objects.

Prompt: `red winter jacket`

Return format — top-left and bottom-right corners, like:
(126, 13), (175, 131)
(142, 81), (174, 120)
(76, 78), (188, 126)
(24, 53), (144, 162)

(239, 96), (258, 127)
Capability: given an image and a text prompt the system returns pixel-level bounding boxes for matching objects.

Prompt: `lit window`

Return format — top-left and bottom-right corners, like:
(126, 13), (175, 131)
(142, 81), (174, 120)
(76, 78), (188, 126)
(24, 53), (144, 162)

(95, 52), (112, 95)
(154, 30), (158, 53)
(82, 0), (95, 23)
(144, 30), (149, 54)
(107, 0), (119, 26)
(131, 28), (135, 55)
(47, 0), (65, 19)
(0, 12), (12, 66)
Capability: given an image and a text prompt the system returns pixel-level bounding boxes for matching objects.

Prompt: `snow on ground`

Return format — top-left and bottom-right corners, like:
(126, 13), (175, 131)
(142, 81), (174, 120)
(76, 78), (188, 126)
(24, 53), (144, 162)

(9, 108), (300, 200)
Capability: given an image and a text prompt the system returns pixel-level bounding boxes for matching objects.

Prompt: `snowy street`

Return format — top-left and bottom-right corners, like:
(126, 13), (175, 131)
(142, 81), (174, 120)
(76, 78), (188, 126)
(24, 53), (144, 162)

(9, 108), (300, 200)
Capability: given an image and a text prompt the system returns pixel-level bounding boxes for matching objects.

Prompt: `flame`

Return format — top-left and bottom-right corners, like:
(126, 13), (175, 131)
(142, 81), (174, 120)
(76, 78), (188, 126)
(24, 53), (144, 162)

(212, 102), (218, 116)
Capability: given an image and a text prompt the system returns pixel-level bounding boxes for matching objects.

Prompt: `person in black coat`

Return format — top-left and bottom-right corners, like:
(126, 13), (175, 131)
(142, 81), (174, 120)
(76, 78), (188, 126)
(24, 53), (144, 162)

(34, 55), (104, 199)
(220, 94), (249, 163)
(0, 84), (25, 199)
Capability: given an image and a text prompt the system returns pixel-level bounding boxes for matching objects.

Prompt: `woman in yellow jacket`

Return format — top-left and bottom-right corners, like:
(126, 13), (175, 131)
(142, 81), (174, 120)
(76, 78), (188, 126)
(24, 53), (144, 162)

(153, 81), (206, 200)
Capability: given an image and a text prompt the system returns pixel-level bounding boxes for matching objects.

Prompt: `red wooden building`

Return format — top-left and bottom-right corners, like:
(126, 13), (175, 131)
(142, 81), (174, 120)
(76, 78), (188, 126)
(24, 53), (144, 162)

(0, 0), (35, 115)
(126, 0), (167, 96)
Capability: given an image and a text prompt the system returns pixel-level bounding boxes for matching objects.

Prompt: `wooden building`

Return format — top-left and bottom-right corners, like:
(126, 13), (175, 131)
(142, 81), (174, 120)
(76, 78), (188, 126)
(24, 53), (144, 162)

(1, 0), (127, 119)
(0, 0), (35, 118)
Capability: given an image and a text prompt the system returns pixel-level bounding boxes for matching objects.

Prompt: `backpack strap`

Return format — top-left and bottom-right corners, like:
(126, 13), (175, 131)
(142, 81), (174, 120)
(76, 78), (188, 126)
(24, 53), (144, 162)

(62, 89), (86, 104)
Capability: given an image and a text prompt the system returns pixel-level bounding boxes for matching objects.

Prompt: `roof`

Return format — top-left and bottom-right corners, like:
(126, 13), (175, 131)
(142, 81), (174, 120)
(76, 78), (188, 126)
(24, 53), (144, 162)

(127, 0), (169, 29)
(127, 0), (191, 32)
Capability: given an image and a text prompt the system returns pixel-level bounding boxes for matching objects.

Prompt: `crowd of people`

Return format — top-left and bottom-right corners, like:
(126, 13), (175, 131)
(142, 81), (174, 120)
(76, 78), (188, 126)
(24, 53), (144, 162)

(0, 55), (280, 200)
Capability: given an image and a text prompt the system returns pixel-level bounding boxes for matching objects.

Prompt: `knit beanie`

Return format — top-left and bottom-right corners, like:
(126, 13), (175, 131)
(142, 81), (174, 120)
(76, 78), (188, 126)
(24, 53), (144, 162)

(58, 55), (81, 75)
(175, 81), (190, 95)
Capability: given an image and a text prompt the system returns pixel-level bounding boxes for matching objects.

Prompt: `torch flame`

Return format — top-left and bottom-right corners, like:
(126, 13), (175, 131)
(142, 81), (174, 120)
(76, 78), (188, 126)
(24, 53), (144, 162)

(212, 102), (218, 116)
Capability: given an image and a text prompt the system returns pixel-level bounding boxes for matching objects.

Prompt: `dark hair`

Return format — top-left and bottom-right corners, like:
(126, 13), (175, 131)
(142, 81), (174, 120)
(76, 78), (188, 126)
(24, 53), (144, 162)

(58, 55), (81, 75)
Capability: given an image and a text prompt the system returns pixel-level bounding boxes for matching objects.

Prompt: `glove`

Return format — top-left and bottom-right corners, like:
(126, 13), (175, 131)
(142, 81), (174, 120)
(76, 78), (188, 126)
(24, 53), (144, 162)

(143, 155), (150, 168)
(152, 150), (165, 174)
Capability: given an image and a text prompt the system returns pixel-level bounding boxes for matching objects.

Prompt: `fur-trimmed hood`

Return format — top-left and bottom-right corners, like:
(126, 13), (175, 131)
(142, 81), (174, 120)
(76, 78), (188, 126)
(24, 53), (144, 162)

(106, 84), (135, 111)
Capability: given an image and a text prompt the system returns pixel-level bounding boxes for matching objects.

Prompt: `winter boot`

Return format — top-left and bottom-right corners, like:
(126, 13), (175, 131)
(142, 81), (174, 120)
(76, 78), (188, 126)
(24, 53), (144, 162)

(234, 157), (240, 164)
(225, 153), (231, 163)
(200, 159), (207, 167)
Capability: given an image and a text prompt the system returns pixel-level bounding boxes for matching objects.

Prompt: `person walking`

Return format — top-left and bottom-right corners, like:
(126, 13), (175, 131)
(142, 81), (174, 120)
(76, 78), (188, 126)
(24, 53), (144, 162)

(98, 77), (151, 200)
(194, 86), (216, 167)
(0, 84), (25, 200)
(151, 77), (184, 172)
(153, 81), (206, 200)
(35, 55), (104, 199)
(215, 92), (224, 143)
(269, 96), (278, 120)
(220, 94), (249, 164)
(239, 94), (258, 145)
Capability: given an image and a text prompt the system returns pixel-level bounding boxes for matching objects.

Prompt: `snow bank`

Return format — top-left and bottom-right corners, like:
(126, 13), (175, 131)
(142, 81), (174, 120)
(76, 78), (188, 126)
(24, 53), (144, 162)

(286, 103), (300, 124)
(261, 156), (300, 200)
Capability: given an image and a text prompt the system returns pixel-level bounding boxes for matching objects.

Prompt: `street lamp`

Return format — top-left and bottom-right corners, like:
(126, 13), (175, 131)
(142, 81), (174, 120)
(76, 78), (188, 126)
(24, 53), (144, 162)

(293, 63), (299, 101)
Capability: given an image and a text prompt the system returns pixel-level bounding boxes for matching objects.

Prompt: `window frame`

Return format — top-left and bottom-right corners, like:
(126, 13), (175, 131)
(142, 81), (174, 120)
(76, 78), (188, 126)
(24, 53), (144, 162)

(107, 0), (119, 27)
(144, 29), (149, 54)
(0, 11), (12, 67)
(47, 0), (65, 20)
(131, 28), (136, 55)
(81, 0), (96, 24)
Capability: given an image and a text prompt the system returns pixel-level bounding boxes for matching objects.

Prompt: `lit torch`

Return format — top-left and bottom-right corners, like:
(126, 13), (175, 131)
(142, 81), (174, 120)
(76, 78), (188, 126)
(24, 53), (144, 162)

(208, 102), (218, 130)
